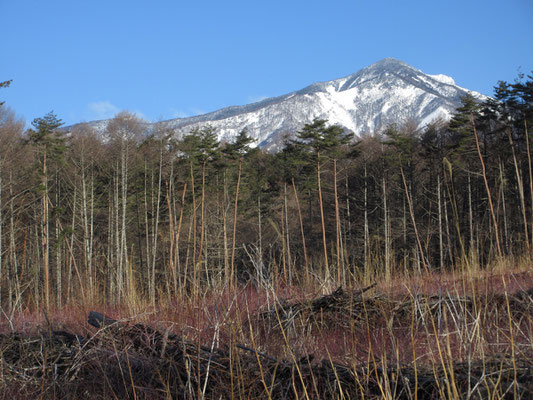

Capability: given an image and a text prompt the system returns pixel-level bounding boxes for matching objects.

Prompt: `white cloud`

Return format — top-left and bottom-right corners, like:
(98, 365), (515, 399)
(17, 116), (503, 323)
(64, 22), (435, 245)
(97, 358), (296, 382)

(170, 108), (189, 118)
(132, 110), (148, 121)
(86, 101), (148, 122)
(248, 95), (269, 103)
(168, 107), (206, 119)
(189, 108), (206, 116)
(87, 101), (120, 120)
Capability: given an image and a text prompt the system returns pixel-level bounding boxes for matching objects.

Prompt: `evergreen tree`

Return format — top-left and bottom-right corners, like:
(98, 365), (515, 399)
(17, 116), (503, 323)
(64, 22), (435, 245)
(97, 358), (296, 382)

(27, 111), (66, 309)
(292, 119), (354, 280)
(0, 79), (12, 106)
(221, 129), (255, 284)
(28, 111), (66, 159)
(447, 93), (481, 164)
(223, 128), (255, 160)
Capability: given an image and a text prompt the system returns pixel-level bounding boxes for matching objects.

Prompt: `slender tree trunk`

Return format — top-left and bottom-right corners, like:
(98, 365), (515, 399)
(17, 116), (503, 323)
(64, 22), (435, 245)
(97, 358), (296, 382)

(230, 158), (242, 287)
(524, 120), (533, 249)
(333, 158), (342, 285)
(81, 156), (92, 297)
(292, 177), (309, 284)
(382, 175), (390, 280)
(168, 166), (177, 294)
(175, 181), (187, 293)
(131, 188), (142, 293)
(400, 166), (427, 272)
(345, 175), (352, 262)
(166, 181), (175, 294)
(467, 173), (474, 258)
(0, 170), (3, 303)
(34, 221), (41, 308)
(471, 114), (502, 258)
(364, 163), (369, 272)
(184, 212), (193, 292)
(283, 182), (292, 282)
(111, 173), (118, 301)
(9, 172), (19, 309)
(445, 160), (466, 263)
(437, 175), (444, 270)
(317, 153), (329, 279)
(280, 200), (287, 281)
(257, 193), (263, 269)
(189, 161), (197, 287)
(443, 182), (454, 265)
(203, 214), (210, 287)
(42, 146), (50, 310)
(223, 171), (229, 285)
(89, 171), (94, 299)
(150, 147), (163, 306)
(120, 141), (129, 302)
(144, 164), (151, 298)
(402, 195), (407, 247)
(507, 128), (529, 248)
(499, 161), (510, 253)
(197, 161), (207, 281)
(67, 187), (76, 304)
(55, 173), (62, 307)
(256, 190), (265, 284)
(114, 163), (121, 302)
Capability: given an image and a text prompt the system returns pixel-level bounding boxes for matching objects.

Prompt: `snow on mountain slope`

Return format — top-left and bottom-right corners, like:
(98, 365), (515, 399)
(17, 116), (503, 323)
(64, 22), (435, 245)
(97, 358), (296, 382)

(75, 58), (486, 151)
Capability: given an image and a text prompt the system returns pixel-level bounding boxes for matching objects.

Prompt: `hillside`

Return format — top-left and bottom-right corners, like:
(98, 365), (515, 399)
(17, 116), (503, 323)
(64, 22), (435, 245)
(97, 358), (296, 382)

(77, 58), (485, 150)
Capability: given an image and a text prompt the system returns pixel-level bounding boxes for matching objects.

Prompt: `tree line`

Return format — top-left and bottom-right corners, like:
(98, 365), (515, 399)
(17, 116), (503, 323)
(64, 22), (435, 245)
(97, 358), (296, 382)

(0, 72), (532, 309)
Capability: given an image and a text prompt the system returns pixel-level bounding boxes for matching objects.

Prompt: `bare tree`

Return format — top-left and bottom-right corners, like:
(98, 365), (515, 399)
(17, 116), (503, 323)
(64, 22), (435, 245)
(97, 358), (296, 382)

(106, 111), (143, 302)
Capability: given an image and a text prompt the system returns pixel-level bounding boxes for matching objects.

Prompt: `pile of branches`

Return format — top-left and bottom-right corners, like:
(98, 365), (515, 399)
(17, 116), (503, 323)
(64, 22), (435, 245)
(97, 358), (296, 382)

(258, 284), (533, 331)
(1, 310), (532, 399)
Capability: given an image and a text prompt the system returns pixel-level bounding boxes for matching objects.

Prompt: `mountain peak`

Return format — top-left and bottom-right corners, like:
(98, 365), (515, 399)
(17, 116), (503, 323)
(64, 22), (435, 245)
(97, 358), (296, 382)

(369, 58), (411, 69)
(77, 59), (484, 152)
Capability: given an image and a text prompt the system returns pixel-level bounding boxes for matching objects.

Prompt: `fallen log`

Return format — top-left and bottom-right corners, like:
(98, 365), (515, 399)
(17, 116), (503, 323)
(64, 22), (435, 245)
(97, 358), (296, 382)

(87, 311), (118, 328)
(1, 309), (532, 399)
(259, 284), (533, 332)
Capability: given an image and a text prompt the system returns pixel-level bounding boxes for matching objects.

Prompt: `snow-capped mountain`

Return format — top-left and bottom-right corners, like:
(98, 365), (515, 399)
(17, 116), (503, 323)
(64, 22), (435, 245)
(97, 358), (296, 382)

(79, 58), (485, 151)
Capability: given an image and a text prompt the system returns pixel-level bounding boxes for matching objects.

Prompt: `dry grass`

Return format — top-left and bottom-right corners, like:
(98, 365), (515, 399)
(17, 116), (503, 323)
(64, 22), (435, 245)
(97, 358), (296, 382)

(1, 261), (533, 399)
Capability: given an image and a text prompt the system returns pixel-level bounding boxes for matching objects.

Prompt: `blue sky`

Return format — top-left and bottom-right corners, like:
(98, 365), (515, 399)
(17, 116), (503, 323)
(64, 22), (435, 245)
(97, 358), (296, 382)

(1, 0), (532, 126)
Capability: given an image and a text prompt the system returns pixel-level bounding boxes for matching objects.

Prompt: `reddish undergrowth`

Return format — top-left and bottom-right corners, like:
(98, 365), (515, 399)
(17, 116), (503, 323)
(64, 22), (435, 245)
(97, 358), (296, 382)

(1, 265), (532, 398)
(3, 266), (532, 362)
